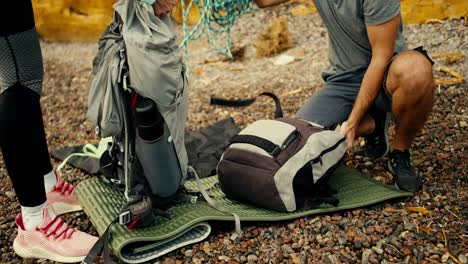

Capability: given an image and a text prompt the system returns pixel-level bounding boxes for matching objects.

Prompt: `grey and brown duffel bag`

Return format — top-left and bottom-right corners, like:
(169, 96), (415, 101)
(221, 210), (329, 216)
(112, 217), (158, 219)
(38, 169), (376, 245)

(217, 117), (347, 212)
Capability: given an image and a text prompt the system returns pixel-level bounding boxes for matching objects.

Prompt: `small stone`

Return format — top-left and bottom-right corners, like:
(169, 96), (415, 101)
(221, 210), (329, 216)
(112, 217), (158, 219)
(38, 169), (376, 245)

(354, 241), (362, 249)
(327, 254), (339, 264)
(458, 254), (467, 264)
(372, 246), (383, 255)
(441, 254), (449, 262)
(5, 191), (16, 201)
(281, 244), (294, 254)
(362, 249), (373, 264)
(162, 259), (175, 264)
(184, 250), (193, 257)
(247, 254), (258, 263)
(430, 255), (440, 261)
(316, 234), (323, 243)
(418, 252), (425, 262)
(218, 255), (230, 262)
(331, 215), (342, 221)
(364, 161), (373, 166)
(202, 243), (211, 254)
(400, 247), (412, 256)
(460, 121), (467, 128)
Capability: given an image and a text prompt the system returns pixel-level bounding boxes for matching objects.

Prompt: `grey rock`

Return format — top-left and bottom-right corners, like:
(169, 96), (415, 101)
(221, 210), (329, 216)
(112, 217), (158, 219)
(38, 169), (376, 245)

(281, 244), (294, 254)
(5, 191), (16, 201)
(459, 254), (467, 264)
(372, 246), (383, 255)
(247, 254), (258, 263)
(361, 249), (374, 264)
(184, 250), (193, 258)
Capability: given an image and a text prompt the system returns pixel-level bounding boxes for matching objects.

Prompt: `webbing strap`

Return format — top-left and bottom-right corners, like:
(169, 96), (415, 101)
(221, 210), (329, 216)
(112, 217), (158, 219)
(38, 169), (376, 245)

(82, 218), (118, 264)
(210, 92), (283, 119)
(189, 166), (242, 240)
(56, 137), (112, 173)
(229, 134), (281, 157)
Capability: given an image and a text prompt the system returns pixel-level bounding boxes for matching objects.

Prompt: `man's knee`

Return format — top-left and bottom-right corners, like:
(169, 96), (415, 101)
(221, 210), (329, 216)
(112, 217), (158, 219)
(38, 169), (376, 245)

(386, 51), (434, 97)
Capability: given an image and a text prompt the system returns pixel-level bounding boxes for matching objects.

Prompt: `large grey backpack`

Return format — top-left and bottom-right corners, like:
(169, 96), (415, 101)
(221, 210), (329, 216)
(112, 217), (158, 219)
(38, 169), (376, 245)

(86, 0), (188, 200)
(216, 103), (346, 212)
(84, 0), (191, 262)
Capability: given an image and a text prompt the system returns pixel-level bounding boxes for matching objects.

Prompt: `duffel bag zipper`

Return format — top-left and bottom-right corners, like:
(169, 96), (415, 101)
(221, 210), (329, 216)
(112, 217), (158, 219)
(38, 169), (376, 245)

(310, 137), (346, 165)
(281, 130), (299, 150)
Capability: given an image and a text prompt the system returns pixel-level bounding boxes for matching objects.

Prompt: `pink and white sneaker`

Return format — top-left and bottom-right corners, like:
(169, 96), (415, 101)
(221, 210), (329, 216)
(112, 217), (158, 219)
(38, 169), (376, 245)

(47, 171), (82, 215)
(13, 206), (98, 263)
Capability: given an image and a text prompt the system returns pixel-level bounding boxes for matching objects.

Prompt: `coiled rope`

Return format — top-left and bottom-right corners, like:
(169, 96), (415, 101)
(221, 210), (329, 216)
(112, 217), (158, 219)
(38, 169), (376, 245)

(178, 0), (253, 67)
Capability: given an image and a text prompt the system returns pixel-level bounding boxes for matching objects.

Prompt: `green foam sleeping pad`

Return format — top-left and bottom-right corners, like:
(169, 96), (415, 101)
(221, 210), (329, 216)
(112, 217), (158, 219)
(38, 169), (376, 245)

(76, 166), (411, 263)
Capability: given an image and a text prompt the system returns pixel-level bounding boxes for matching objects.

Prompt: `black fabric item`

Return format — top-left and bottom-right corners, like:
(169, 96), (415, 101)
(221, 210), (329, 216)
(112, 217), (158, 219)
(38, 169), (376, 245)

(184, 117), (241, 178)
(0, 84), (51, 207)
(0, 0), (35, 36)
(211, 92), (283, 119)
(52, 117), (241, 179)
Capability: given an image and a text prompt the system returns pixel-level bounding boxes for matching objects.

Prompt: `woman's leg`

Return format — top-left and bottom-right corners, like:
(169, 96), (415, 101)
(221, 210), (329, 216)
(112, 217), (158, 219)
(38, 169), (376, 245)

(0, 2), (98, 262)
(0, 0), (51, 214)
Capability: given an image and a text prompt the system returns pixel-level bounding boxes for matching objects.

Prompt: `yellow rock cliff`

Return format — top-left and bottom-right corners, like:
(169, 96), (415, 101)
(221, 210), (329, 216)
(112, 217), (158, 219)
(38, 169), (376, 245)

(32, 0), (467, 42)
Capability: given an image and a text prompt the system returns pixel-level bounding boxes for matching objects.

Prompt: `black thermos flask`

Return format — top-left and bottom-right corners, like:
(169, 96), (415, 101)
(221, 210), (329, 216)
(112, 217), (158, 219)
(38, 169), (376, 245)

(134, 97), (182, 198)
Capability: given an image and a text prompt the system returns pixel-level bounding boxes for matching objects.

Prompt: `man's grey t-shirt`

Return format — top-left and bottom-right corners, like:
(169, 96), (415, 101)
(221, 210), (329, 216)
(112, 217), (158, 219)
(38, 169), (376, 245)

(313, 0), (407, 79)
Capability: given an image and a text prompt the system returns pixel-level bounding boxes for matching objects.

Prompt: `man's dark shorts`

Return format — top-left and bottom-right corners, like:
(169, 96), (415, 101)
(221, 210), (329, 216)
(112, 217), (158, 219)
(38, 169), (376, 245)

(296, 47), (433, 128)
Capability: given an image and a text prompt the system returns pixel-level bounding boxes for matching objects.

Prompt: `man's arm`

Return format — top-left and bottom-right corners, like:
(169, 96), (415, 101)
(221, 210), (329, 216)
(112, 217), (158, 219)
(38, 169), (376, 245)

(254, 0), (289, 8)
(341, 15), (400, 149)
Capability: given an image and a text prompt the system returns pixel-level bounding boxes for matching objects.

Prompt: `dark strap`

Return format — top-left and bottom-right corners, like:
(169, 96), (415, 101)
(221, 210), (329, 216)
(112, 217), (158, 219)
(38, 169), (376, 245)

(82, 217), (118, 264)
(413, 46), (434, 65)
(210, 92), (283, 118)
(229, 134), (281, 157)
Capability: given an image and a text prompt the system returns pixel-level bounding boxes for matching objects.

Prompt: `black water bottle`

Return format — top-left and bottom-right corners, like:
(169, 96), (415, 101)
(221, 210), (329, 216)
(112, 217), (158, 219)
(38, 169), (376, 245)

(134, 97), (183, 198)
(135, 98), (165, 142)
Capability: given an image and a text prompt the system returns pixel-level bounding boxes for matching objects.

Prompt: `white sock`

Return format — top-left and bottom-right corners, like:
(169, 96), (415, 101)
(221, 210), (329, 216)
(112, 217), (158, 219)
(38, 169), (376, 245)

(44, 170), (57, 193)
(21, 202), (47, 230)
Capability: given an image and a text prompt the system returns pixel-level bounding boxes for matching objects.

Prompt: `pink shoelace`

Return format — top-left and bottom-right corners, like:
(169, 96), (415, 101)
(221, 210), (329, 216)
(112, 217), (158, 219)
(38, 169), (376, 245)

(37, 216), (76, 239)
(52, 175), (76, 195)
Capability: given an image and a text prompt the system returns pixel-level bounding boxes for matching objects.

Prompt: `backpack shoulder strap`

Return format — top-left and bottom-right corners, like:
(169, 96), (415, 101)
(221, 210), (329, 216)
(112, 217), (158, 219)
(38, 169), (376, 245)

(210, 92), (283, 118)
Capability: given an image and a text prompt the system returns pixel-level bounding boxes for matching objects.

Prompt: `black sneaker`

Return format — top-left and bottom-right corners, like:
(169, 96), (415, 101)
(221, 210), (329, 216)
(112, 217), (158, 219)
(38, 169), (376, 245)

(364, 111), (391, 160)
(388, 150), (422, 192)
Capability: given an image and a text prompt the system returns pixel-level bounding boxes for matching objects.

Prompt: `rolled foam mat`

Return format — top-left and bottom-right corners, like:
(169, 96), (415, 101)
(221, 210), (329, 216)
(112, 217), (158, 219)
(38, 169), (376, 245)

(76, 166), (411, 263)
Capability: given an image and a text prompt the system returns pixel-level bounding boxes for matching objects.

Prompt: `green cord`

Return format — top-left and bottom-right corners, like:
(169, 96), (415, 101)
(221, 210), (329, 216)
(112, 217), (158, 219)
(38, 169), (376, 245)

(178, 0), (253, 73)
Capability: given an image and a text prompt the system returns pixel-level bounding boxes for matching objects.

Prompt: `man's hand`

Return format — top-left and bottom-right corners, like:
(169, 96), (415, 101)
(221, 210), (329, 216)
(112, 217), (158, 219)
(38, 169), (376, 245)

(340, 120), (357, 150)
(152, 0), (178, 17)
(343, 15), (400, 148)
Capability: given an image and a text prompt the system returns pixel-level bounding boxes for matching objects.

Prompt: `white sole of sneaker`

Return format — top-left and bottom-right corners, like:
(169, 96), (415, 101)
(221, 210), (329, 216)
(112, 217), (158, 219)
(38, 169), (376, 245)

(13, 238), (85, 263)
(51, 202), (82, 215)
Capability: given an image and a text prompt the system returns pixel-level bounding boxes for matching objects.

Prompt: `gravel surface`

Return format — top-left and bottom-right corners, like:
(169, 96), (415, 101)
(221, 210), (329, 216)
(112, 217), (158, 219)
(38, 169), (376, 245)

(0, 5), (466, 264)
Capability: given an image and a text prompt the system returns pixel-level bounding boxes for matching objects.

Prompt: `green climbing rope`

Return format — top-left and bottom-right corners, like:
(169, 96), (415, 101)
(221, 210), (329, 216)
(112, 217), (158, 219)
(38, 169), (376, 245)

(178, 0), (253, 63)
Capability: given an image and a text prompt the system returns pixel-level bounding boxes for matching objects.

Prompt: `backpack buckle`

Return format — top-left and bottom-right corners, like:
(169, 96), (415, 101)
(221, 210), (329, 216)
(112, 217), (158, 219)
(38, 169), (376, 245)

(119, 211), (131, 225)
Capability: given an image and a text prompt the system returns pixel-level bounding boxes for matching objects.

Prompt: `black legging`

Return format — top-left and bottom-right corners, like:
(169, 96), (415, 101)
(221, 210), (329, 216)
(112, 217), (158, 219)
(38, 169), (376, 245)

(0, 0), (52, 207)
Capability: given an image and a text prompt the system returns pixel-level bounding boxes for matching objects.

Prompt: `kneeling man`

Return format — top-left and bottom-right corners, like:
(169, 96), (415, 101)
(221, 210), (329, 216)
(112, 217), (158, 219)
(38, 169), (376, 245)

(294, 0), (435, 192)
